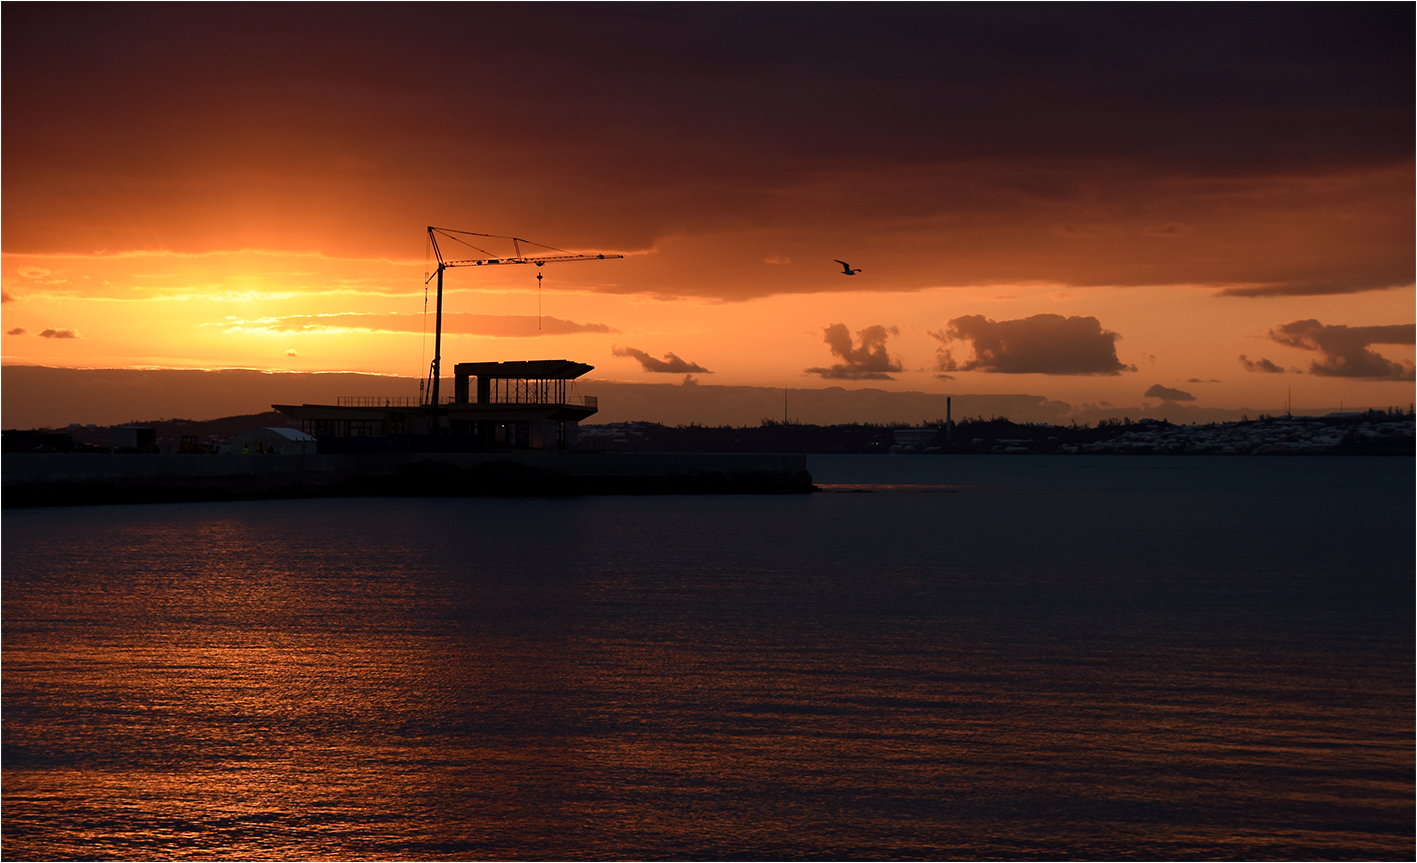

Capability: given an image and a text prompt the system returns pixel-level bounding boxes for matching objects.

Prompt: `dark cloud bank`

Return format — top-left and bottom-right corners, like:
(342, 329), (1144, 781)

(4, 5), (1411, 299)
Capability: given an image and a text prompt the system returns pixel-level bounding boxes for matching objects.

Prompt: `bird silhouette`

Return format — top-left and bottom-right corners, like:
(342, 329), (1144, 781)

(835, 260), (862, 275)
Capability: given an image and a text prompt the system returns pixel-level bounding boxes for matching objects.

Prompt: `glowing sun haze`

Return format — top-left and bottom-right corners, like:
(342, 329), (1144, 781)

(3, 4), (1412, 418)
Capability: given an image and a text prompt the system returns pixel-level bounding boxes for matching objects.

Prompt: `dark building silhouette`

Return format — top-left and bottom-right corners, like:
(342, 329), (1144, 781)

(274, 359), (597, 452)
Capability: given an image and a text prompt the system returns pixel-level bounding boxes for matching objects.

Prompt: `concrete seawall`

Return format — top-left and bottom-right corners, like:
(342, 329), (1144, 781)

(3, 452), (814, 507)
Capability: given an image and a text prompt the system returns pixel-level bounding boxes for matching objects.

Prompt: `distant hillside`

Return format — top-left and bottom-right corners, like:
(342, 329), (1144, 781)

(2, 367), (409, 429)
(50, 412), (304, 452)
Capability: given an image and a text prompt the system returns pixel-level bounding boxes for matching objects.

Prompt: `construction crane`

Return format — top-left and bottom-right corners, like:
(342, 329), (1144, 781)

(422, 226), (622, 409)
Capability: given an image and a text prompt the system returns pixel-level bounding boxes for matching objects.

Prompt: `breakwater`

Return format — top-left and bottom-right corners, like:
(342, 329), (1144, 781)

(2, 452), (814, 507)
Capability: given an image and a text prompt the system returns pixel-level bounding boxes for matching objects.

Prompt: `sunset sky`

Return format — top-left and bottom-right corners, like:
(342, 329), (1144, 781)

(3, 4), (1413, 419)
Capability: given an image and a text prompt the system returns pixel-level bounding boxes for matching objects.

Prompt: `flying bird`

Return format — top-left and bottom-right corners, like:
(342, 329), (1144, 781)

(835, 260), (862, 275)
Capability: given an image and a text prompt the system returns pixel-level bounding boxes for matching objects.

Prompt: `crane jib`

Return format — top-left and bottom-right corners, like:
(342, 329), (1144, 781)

(443, 254), (623, 267)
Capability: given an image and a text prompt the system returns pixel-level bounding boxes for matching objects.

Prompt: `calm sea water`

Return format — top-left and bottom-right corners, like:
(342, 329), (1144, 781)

(3, 455), (1412, 859)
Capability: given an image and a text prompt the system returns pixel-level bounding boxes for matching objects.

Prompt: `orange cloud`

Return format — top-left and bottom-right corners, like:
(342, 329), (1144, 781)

(933, 314), (1135, 375)
(226, 313), (616, 337)
(1144, 384), (1195, 402)
(1268, 319), (1415, 380)
(611, 345), (712, 374)
(806, 324), (901, 380)
(1239, 355), (1285, 374)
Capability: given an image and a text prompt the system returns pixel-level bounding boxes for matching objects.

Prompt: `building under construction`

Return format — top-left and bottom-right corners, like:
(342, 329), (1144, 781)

(275, 359), (598, 453)
(275, 228), (618, 453)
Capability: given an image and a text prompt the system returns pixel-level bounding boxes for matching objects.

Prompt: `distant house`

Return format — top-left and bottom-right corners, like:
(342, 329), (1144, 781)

(892, 428), (938, 451)
(273, 359), (598, 452)
(228, 426), (317, 455)
(110, 426), (157, 451)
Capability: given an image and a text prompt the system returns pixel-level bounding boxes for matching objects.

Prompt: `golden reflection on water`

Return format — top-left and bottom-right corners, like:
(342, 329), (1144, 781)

(3, 487), (1413, 859)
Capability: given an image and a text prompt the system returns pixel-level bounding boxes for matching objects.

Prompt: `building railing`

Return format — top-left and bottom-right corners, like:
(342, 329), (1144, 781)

(338, 396), (420, 407)
(336, 394), (597, 408)
(464, 394), (598, 408)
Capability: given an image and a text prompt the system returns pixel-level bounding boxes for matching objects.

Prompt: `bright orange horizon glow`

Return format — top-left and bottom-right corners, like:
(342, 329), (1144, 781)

(4, 246), (1412, 417)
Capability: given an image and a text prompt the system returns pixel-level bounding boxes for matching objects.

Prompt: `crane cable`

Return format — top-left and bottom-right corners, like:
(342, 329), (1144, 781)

(431, 226), (572, 259)
(426, 227), (589, 338)
(420, 232), (431, 401)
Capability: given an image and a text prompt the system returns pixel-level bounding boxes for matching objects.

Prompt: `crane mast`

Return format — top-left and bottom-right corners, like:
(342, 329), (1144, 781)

(423, 226), (622, 410)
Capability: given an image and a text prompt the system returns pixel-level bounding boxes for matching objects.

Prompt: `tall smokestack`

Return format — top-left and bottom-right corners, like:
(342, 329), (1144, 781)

(946, 396), (953, 442)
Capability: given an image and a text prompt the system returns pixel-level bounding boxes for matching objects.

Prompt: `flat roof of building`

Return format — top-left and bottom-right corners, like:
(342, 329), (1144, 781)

(452, 359), (593, 380)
